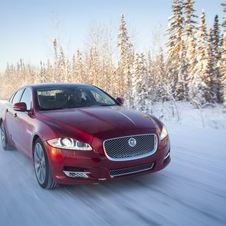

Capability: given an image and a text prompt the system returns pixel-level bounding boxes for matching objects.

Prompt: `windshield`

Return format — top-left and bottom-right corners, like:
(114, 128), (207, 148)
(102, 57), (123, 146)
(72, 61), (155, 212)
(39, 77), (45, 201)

(36, 86), (118, 110)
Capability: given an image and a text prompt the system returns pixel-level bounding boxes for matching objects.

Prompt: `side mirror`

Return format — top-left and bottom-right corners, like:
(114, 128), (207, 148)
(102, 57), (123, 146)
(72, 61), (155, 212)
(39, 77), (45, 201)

(116, 97), (124, 106)
(13, 102), (27, 112)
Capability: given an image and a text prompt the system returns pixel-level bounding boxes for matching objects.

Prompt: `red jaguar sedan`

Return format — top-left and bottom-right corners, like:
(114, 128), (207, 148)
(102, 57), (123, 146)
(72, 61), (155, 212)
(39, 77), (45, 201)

(0, 84), (170, 189)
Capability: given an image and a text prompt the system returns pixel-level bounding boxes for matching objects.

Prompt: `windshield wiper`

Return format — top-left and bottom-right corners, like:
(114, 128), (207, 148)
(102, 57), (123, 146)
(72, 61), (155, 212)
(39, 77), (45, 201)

(40, 107), (65, 111)
(97, 104), (116, 107)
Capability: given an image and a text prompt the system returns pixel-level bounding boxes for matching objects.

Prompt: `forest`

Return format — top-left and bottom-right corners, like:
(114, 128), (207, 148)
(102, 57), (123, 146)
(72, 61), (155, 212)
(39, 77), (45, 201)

(0, 0), (226, 112)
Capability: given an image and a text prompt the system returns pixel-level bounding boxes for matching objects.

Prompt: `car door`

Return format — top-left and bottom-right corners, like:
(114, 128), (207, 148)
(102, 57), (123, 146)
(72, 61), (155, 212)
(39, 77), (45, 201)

(13, 87), (34, 156)
(5, 88), (25, 146)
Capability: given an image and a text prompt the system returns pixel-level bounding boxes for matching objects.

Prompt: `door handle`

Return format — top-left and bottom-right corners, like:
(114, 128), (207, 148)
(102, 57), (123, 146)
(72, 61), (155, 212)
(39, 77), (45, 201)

(14, 113), (17, 117)
(6, 108), (8, 112)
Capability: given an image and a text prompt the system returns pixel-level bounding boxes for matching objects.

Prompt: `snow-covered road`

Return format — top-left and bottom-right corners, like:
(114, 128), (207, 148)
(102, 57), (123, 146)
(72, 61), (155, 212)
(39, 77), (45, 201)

(0, 103), (226, 226)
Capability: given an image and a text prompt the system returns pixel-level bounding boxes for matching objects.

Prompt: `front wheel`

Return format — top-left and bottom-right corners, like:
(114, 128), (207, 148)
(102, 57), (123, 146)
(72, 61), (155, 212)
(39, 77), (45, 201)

(33, 139), (57, 189)
(0, 123), (10, 151)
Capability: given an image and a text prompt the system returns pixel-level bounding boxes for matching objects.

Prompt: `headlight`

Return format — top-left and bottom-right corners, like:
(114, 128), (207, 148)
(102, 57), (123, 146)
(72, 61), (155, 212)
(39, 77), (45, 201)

(47, 138), (92, 151)
(160, 125), (168, 140)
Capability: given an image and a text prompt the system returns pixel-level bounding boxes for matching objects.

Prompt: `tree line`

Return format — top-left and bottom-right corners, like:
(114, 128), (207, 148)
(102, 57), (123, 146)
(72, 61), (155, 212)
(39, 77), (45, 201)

(0, 0), (226, 111)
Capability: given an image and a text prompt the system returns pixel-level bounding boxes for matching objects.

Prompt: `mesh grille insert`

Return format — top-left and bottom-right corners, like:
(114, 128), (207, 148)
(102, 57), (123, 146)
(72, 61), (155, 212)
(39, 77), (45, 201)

(104, 134), (157, 161)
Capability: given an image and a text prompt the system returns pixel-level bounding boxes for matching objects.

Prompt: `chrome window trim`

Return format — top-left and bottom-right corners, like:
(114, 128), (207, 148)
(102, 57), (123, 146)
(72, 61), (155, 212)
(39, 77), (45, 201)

(103, 133), (158, 162)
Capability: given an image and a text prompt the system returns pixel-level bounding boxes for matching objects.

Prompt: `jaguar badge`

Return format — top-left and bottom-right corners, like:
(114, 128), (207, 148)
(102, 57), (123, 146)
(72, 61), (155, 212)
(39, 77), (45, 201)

(128, 137), (137, 147)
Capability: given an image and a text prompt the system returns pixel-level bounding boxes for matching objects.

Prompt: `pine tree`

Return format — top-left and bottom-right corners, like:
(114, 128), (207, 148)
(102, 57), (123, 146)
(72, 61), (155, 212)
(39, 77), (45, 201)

(222, 2), (226, 31)
(131, 53), (149, 112)
(183, 0), (198, 100)
(46, 59), (54, 83)
(51, 39), (68, 82)
(184, 0), (197, 37)
(206, 29), (217, 102)
(1, 64), (17, 98)
(86, 46), (100, 85)
(177, 40), (189, 100)
(39, 61), (47, 83)
(153, 48), (167, 102)
(186, 33), (197, 92)
(166, 0), (184, 99)
(72, 50), (84, 83)
(58, 46), (66, 82)
(221, 35), (226, 105)
(189, 11), (210, 105)
(212, 15), (222, 102)
(117, 14), (134, 99)
(65, 59), (71, 83)
(221, 2), (226, 105)
(213, 16), (221, 58)
(52, 39), (58, 82)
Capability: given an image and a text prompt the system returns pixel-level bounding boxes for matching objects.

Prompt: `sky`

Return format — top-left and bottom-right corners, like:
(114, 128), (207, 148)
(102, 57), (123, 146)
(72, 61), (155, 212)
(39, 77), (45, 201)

(0, 0), (224, 70)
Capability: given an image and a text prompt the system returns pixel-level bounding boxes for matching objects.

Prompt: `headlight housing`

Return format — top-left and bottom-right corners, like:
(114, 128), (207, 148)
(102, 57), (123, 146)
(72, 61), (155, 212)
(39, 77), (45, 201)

(160, 125), (168, 140)
(47, 138), (92, 151)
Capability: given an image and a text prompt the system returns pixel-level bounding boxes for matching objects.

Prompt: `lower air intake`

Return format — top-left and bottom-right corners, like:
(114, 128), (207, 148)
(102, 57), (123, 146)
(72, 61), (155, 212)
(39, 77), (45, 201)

(110, 163), (154, 177)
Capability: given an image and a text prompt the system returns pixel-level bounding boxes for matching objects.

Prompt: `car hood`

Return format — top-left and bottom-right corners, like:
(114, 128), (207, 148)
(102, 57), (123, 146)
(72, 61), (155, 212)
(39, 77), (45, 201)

(37, 106), (160, 139)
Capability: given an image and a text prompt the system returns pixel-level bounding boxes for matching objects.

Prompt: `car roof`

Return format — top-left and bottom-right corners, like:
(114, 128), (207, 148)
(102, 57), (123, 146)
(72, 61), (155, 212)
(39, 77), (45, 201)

(24, 83), (94, 90)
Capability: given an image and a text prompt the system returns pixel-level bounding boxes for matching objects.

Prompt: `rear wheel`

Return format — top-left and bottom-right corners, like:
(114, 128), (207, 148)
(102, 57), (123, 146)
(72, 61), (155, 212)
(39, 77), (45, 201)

(33, 139), (57, 189)
(0, 123), (10, 151)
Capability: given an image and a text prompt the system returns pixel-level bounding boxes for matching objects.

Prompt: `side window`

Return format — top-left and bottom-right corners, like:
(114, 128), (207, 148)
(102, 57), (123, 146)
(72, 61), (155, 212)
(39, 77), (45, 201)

(91, 91), (103, 103)
(90, 89), (115, 105)
(20, 88), (32, 111)
(12, 89), (25, 104)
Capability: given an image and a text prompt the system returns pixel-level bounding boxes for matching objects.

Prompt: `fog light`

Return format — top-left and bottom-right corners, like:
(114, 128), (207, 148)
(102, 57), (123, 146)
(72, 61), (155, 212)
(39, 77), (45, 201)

(63, 171), (90, 178)
(164, 152), (170, 160)
(98, 178), (107, 181)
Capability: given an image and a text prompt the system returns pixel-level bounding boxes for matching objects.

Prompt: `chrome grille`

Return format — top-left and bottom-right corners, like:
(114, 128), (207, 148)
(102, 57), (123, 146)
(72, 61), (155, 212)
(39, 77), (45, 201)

(103, 134), (158, 161)
(110, 163), (154, 177)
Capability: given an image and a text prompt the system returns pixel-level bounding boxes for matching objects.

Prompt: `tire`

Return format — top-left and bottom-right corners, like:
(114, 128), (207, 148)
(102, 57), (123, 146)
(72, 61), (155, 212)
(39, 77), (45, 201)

(33, 138), (57, 189)
(0, 122), (10, 151)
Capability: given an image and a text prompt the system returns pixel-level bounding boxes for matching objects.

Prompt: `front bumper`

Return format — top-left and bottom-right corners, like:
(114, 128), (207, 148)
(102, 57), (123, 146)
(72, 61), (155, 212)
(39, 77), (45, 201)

(44, 137), (171, 185)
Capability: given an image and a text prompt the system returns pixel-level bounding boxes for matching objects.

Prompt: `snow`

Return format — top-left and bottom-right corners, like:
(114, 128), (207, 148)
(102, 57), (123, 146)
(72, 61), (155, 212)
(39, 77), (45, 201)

(0, 101), (226, 226)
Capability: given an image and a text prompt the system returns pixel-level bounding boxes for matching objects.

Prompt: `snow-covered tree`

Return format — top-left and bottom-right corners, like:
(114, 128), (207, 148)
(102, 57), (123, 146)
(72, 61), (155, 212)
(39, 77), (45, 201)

(184, 0), (197, 37)
(222, 2), (226, 30)
(177, 39), (189, 100)
(52, 38), (58, 82)
(85, 25), (116, 95)
(1, 64), (18, 98)
(148, 48), (167, 102)
(221, 36), (226, 105)
(166, 0), (184, 99)
(212, 15), (222, 102)
(58, 46), (67, 82)
(221, 2), (226, 105)
(131, 53), (149, 112)
(206, 29), (218, 102)
(85, 46), (100, 85)
(52, 39), (68, 82)
(39, 61), (47, 83)
(72, 50), (84, 83)
(189, 11), (210, 105)
(46, 59), (54, 83)
(183, 0), (198, 100)
(186, 32), (197, 90)
(117, 14), (134, 99)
